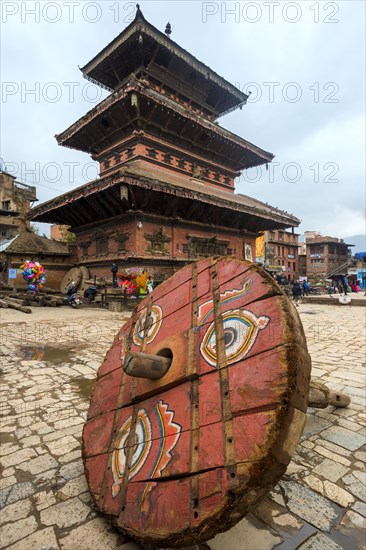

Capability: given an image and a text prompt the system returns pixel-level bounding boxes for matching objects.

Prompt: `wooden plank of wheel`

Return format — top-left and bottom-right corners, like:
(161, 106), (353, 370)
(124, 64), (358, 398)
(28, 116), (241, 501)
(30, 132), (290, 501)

(82, 258), (311, 548)
(60, 267), (82, 294)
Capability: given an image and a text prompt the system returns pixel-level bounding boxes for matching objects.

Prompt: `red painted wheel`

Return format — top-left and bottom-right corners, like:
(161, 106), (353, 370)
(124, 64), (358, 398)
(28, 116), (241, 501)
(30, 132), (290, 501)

(82, 258), (311, 547)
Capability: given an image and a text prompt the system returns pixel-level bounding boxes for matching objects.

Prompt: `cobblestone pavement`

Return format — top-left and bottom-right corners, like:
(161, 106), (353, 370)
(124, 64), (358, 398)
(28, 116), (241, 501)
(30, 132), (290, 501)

(0, 303), (365, 550)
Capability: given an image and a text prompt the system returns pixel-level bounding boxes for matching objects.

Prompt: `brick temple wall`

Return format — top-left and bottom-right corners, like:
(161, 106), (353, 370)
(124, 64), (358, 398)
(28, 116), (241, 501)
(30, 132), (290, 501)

(73, 215), (256, 279)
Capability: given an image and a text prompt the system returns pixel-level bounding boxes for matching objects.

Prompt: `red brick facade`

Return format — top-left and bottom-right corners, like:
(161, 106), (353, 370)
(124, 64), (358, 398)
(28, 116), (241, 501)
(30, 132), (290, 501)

(306, 236), (351, 279)
(264, 229), (299, 281)
(74, 214), (256, 280)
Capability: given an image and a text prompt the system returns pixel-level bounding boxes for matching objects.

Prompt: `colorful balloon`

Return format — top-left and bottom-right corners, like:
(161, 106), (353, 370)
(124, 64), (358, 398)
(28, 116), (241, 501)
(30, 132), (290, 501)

(20, 260), (46, 293)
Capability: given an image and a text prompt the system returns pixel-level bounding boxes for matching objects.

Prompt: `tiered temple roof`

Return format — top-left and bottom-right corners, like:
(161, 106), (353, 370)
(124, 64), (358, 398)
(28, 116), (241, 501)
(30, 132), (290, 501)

(80, 6), (247, 118)
(31, 6), (299, 234)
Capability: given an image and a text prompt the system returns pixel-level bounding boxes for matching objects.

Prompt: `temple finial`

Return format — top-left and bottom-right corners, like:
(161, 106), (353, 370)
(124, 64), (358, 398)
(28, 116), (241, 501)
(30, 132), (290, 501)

(135, 4), (145, 21)
(165, 22), (172, 38)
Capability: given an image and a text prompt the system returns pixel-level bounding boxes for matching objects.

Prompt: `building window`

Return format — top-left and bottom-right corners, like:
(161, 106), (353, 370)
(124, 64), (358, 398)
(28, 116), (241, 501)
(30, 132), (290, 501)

(81, 245), (89, 257)
(147, 147), (158, 159)
(164, 153), (173, 165)
(2, 200), (11, 211)
(186, 236), (230, 259)
(152, 242), (165, 254)
(269, 231), (275, 241)
(278, 232), (284, 241)
(117, 233), (129, 253)
(145, 227), (171, 256)
(96, 238), (108, 255)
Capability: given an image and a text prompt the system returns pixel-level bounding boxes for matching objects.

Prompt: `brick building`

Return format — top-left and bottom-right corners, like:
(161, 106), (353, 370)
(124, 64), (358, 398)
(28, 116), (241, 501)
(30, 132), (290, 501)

(0, 171), (37, 242)
(29, 8), (299, 278)
(262, 229), (299, 281)
(306, 236), (353, 279)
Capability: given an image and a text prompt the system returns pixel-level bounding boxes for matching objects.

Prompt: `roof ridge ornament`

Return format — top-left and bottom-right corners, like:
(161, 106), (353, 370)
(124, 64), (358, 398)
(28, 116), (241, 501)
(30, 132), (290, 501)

(165, 22), (172, 38)
(135, 4), (144, 19)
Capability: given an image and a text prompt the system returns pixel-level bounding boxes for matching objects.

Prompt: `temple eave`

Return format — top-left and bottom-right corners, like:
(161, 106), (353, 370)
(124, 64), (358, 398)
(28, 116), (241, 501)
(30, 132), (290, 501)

(28, 167), (299, 232)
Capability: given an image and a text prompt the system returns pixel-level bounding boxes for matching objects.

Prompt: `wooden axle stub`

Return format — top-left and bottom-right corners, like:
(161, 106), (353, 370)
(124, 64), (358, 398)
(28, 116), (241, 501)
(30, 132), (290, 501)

(123, 351), (172, 379)
(308, 380), (351, 409)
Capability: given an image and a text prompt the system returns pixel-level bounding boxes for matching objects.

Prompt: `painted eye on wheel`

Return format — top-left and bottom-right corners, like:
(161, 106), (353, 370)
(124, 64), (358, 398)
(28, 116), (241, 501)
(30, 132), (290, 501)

(133, 305), (163, 346)
(200, 309), (269, 367)
(112, 410), (152, 497)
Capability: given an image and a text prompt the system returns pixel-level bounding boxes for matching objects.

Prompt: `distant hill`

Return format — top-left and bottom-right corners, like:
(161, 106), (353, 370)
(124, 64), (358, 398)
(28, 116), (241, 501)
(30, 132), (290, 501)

(345, 234), (366, 253)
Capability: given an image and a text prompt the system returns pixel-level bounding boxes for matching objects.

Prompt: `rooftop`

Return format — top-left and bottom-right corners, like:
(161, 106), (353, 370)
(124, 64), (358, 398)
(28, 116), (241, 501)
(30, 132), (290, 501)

(80, 6), (247, 118)
(28, 160), (300, 232)
(1, 231), (70, 256)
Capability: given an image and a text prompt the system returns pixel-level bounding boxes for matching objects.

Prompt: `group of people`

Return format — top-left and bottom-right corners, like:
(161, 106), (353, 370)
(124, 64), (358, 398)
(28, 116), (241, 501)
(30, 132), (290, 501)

(292, 275), (362, 305)
(334, 276), (361, 295)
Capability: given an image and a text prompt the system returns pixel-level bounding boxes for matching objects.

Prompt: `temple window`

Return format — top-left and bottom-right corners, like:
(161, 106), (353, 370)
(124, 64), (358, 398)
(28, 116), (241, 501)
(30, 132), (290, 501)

(145, 227), (171, 256)
(164, 153), (173, 164)
(117, 233), (129, 252)
(187, 236), (229, 259)
(96, 238), (108, 255)
(147, 147), (158, 159)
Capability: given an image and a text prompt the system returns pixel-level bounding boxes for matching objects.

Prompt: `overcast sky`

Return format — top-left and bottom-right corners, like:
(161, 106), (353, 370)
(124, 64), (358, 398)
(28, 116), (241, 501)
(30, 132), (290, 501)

(1, 0), (365, 240)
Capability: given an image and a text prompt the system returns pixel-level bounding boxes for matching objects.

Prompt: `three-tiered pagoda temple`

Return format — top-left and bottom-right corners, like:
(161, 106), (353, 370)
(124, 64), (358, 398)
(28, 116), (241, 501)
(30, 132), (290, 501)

(29, 6), (300, 280)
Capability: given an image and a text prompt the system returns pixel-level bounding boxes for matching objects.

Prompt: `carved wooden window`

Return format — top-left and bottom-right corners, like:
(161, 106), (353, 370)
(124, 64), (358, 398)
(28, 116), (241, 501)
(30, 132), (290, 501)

(96, 238), (108, 255)
(117, 233), (129, 252)
(145, 228), (171, 256)
(81, 245), (89, 257)
(147, 147), (158, 159)
(186, 236), (230, 259)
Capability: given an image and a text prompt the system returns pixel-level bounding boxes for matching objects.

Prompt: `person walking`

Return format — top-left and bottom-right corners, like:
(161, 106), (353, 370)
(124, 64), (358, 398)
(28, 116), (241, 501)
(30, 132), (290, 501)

(302, 280), (309, 297)
(343, 275), (349, 295)
(292, 280), (302, 306)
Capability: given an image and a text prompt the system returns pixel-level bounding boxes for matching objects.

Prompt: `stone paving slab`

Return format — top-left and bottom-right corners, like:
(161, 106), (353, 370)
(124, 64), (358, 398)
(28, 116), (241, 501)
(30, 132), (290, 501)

(0, 303), (365, 549)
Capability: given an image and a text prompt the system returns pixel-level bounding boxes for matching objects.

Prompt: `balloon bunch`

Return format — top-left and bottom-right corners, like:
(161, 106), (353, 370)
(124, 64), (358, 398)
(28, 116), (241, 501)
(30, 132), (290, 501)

(20, 260), (46, 293)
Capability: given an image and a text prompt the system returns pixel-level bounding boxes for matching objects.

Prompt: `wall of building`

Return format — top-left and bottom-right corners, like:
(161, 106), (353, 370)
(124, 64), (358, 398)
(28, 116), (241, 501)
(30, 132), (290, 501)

(0, 172), (36, 241)
(264, 229), (299, 281)
(306, 237), (350, 278)
(72, 215), (256, 279)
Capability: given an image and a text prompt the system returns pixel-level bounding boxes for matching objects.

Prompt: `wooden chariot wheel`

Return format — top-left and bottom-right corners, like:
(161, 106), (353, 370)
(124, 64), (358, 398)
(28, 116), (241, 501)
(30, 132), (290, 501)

(60, 267), (82, 294)
(82, 258), (311, 547)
